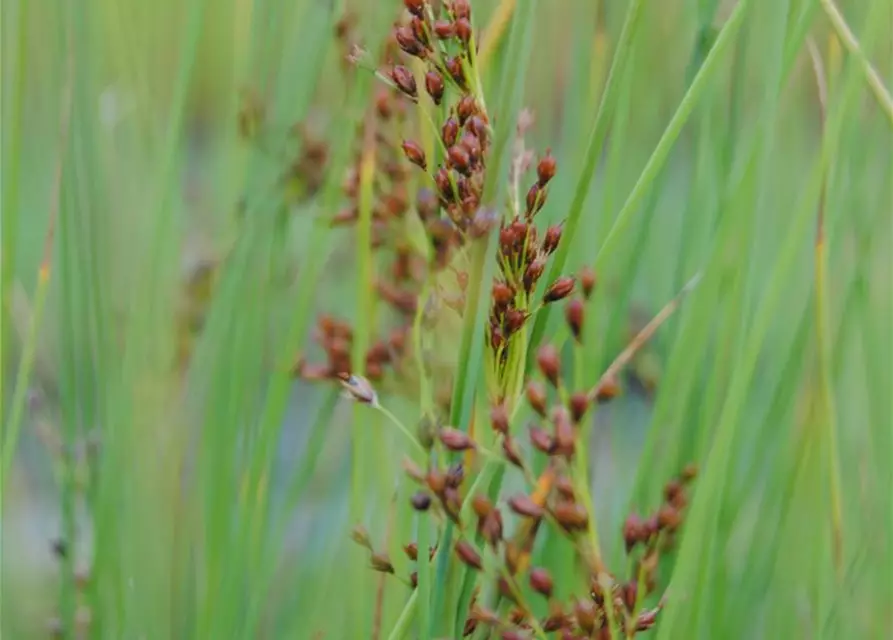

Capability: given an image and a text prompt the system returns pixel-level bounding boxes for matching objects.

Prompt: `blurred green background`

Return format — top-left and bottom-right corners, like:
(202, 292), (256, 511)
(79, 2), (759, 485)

(2, 0), (891, 638)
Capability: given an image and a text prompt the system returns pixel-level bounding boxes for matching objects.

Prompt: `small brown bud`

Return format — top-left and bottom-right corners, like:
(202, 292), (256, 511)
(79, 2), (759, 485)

(542, 224), (562, 255)
(441, 117), (460, 147)
(439, 427), (475, 451)
(681, 463), (698, 482)
(455, 17), (472, 44)
(526, 183), (545, 216)
(481, 509), (504, 548)
(492, 281), (514, 307)
(390, 65), (418, 98)
(565, 298), (584, 342)
(489, 325), (505, 350)
(508, 493), (545, 518)
(536, 344), (562, 387)
(657, 504), (681, 531)
(544, 277), (575, 304)
(472, 494), (493, 519)
(443, 486), (462, 522)
(523, 258), (546, 292)
(445, 461), (465, 488)
(446, 56), (467, 88)
(552, 406), (575, 458)
(395, 26), (425, 57)
(410, 16), (429, 48)
(552, 501), (589, 532)
(434, 166), (454, 201)
(433, 19), (455, 39)
(555, 475), (575, 499)
(455, 539), (483, 570)
(425, 70), (445, 104)
(664, 479), (683, 503)
(502, 437), (524, 469)
(451, 0), (471, 19)
(448, 145), (471, 175)
(503, 308), (527, 335)
(425, 469), (446, 495)
(401, 140), (427, 169)
(460, 132), (482, 165)
(403, 0), (425, 16)
(622, 513), (645, 553)
(370, 552), (394, 573)
(574, 598), (597, 634)
(536, 151), (557, 186)
(579, 266), (597, 299)
(529, 425), (554, 454)
(410, 571), (418, 588)
(466, 115), (488, 141)
(350, 525), (373, 550)
(456, 95), (477, 124)
(526, 381), (548, 417)
(490, 403), (509, 434)
(568, 391), (589, 423)
(411, 492), (432, 511)
(529, 567), (554, 598)
(622, 581), (639, 612)
(403, 542), (419, 561)
(594, 374), (620, 403)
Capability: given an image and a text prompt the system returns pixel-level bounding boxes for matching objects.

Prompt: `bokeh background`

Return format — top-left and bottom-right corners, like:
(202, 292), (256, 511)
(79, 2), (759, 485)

(3, 0), (891, 638)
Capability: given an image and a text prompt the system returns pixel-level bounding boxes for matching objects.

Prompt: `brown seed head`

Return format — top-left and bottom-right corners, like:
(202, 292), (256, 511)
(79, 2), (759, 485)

(403, 0), (425, 16)
(460, 132), (482, 165)
(526, 381), (548, 416)
(425, 70), (445, 104)
(433, 20), (455, 39)
(544, 277), (576, 304)
(595, 374), (620, 403)
(657, 504), (682, 531)
(466, 115), (488, 141)
(508, 493), (545, 519)
(401, 140), (427, 169)
(526, 183), (545, 217)
(490, 403), (509, 434)
(370, 552), (394, 574)
(409, 571), (418, 588)
(579, 266), (597, 299)
(529, 567), (554, 598)
(555, 475), (575, 499)
(529, 425), (555, 454)
(622, 581), (639, 612)
(492, 281), (514, 309)
(552, 501), (589, 532)
(664, 479), (683, 503)
(472, 494), (493, 519)
(523, 258), (546, 292)
(425, 469), (446, 495)
(568, 390), (590, 423)
(439, 427), (476, 451)
(463, 618), (477, 637)
(542, 224), (562, 255)
(481, 509), (504, 548)
(441, 117), (460, 147)
(622, 513), (646, 553)
(455, 539), (483, 570)
(451, 0), (471, 19)
(536, 344), (562, 387)
(502, 437), (525, 469)
(455, 17), (472, 44)
(503, 308), (527, 335)
(445, 461), (465, 488)
(395, 25), (425, 57)
(390, 65), (418, 98)
(565, 298), (585, 342)
(403, 542), (419, 561)
(446, 56), (467, 88)
(574, 599), (597, 634)
(552, 406), (575, 458)
(448, 145), (471, 175)
(410, 16), (429, 47)
(434, 167), (454, 201)
(537, 151), (557, 186)
(456, 96), (477, 124)
(411, 491), (432, 511)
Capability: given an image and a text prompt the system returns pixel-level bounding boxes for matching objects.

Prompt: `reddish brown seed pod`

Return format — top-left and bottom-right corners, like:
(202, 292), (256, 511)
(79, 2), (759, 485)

(489, 325), (505, 350)
(425, 469), (446, 495)
(404, 0), (425, 16)
(525, 183), (544, 216)
(537, 151), (557, 186)
(446, 56), (467, 88)
(409, 571), (418, 588)
(574, 598), (597, 634)
(395, 25), (425, 57)
(401, 140), (427, 169)
(502, 437), (524, 469)
(579, 266), (597, 299)
(503, 308), (527, 335)
(456, 95), (477, 124)
(390, 65), (418, 98)
(439, 427), (476, 451)
(410, 16), (430, 48)
(523, 258), (546, 292)
(445, 461), (465, 488)
(529, 567), (554, 598)
(451, 0), (471, 19)
(448, 145), (471, 175)
(552, 406), (575, 458)
(542, 224), (562, 254)
(490, 403), (509, 434)
(370, 552), (394, 573)
(552, 501), (589, 531)
(460, 133), (482, 165)
(526, 381), (548, 417)
(555, 475), (575, 499)
(455, 17), (472, 44)
(565, 298), (584, 342)
(529, 425), (554, 454)
(455, 539), (483, 570)
(441, 117), (460, 147)
(443, 487), (462, 523)
(492, 281), (515, 307)
(466, 115), (488, 141)
(595, 374), (620, 403)
(433, 166), (454, 202)
(425, 70), (445, 104)
(536, 344), (562, 387)
(433, 19), (455, 39)
(622, 581), (639, 612)
(375, 90), (393, 119)
(403, 542), (419, 561)
(472, 494), (493, 519)
(543, 277), (576, 304)
(568, 390), (590, 423)
(480, 509), (504, 547)
(622, 513), (646, 553)
(507, 494), (545, 518)
(664, 478), (683, 503)
(657, 504), (682, 531)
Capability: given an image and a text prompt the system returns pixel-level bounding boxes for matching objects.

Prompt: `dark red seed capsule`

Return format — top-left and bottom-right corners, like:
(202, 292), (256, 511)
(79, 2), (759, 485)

(529, 567), (554, 598)
(455, 540), (483, 570)
(542, 224), (562, 254)
(529, 426), (554, 454)
(441, 117), (459, 147)
(456, 95), (477, 124)
(492, 281), (514, 307)
(526, 381), (548, 417)
(433, 19), (455, 39)
(543, 277), (575, 304)
(439, 427), (476, 451)
(401, 140), (427, 170)
(455, 17), (472, 44)
(395, 26), (425, 57)
(490, 403), (509, 434)
(508, 494), (545, 518)
(390, 66), (418, 98)
(536, 344), (561, 387)
(569, 390), (590, 423)
(537, 151), (557, 186)
(503, 309), (527, 335)
(404, 0), (425, 17)
(565, 298), (584, 342)
(580, 266), (597, 299)
(451, 0), (471, 19)
(425, 70), (445, 104)
(502, 437), (524, 469)
(446, 56), (467, 88)
(448, 145), (471, 175)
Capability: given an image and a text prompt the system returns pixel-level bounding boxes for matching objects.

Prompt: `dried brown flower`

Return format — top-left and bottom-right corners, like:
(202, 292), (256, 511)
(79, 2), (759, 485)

(401, 140), (427, 169)
(455, 539), (483, 570)
(537, 151), (557, 186)
(543, 277), (575, 304)
(390, 65), (418, 98)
